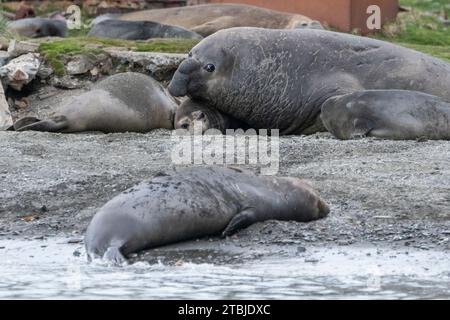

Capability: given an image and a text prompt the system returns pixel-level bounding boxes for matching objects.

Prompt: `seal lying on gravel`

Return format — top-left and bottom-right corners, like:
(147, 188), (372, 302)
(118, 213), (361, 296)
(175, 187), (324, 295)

(88, 19), (202, 40)
(321, 90), (450, 140)
(13, 72), (176, 133)
(175, 99), (250, 133)
(84, 166), (330, 264)
(119, 3), (322, 37)
(168, 28), (450, 135)
(7, 17), (67, 38)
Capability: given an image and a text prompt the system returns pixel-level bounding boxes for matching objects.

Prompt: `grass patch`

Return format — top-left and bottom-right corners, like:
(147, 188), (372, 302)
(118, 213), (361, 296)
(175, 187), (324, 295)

(38, 37), (199, 76)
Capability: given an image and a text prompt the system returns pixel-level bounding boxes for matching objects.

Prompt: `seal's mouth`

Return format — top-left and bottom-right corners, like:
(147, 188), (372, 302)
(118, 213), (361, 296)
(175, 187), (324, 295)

(168, 58), (200, 97)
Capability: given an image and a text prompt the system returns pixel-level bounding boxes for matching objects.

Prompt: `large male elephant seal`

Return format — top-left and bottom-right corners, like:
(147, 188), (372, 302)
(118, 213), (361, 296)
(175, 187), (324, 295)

(85, 166), (330, 264)
(14, 72), (176, 133)
(168, 28), (450, 135)
(7, 17), (67, 38)
(118, 4), (322, 37)
(88, 19), (202, 40)
(321, 90), (450, 140)
(175, 99), (250, 133)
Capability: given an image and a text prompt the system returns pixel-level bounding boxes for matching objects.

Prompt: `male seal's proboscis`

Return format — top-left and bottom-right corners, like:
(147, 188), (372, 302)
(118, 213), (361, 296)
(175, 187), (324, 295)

(84, 166), (330, 264)
(168, 28), (450, 136)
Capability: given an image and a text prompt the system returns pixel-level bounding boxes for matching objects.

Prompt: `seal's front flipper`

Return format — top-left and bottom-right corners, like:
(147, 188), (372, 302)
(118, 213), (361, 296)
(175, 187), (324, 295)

(15, 115), (69, 132)
(222, 209), (257, 237)
(351, 118), (375, 139)
(103, 247), (128, 266)
(13, 117), (41, 130)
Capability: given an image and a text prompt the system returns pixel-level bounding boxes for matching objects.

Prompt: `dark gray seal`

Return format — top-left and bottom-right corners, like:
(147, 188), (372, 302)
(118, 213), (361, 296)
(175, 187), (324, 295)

(88, 19), (202, 40)
(14, 72), (176, 133)
(321, 90), (450, 140)
(175, 99), (250, 133)
(7, 18), (67, 38)
(168, 28), (450, 135)
(84, 166), (330, 264)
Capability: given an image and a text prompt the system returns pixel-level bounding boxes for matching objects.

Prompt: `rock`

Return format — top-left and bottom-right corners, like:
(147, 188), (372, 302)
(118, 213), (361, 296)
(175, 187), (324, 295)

(7, 40), (40, 58)
(37, 65), (54, 80)
(14, 98), (29, 109)
(66, 55), (96, 75)
(0, 53), (40, 90)
(0, 51), (9, 67)
(104, 49), (187, 81)
(50, 75), (85, 89)
(0, 82), (13, 130)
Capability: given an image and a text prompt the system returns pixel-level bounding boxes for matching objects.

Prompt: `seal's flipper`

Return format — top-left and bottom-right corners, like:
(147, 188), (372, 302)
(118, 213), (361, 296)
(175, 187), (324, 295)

(351, 118), (375, 138)
(13, 117), (42, 130)
(222, 208), (257, 237)
(103, 247), (128, 266)
(15, 115), (69, 132)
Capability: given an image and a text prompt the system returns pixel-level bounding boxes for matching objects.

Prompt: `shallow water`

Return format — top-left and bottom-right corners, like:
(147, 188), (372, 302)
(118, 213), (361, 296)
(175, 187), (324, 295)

(0, 238), (449, 299)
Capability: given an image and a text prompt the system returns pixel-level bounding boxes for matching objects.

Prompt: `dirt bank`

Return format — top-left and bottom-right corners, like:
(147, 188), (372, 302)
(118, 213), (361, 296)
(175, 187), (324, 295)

(1, 129), (449, 255)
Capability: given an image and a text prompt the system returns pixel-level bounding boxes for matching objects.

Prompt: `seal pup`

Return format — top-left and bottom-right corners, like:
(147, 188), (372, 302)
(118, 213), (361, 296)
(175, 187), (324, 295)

(88, 19), (202, 40)
(119, 3), (322, 37)
(175, 99), (250, 133)
(84, 166), (330, 264)
(321, 90), (450, 140)
(168, 28), (450, 135)
(14, 72), (176, 133)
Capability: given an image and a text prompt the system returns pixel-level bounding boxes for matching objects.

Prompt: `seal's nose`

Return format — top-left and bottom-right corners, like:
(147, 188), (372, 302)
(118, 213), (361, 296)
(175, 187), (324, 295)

(168, 58), (200, 97)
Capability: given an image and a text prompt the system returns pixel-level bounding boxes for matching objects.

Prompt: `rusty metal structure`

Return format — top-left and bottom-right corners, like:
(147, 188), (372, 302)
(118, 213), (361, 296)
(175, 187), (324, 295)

(187, 0), (400, 33)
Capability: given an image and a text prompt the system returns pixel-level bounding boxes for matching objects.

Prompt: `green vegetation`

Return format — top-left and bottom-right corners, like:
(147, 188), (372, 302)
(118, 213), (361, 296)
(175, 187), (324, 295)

(372, 0), (450, 61)
(38, 37), (199, 76)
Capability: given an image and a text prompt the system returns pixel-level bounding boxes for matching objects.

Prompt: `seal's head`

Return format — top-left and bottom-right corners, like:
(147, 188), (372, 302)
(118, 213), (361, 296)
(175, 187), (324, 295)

(168, 30), (235, 100)
(277, 177), (330, 220)
(175, 99), (211, 133)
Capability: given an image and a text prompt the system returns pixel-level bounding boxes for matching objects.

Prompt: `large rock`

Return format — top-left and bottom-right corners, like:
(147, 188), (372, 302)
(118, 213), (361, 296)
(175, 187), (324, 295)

(0, 82), (13, 130)
(104, 48), (186, 81)
(0, 53), (40, 90)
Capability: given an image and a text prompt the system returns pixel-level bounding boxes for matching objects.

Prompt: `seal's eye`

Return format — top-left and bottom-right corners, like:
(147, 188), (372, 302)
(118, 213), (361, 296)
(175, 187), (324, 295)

(188, 52), (193, 57)
(204, 64), (215, 73)
(180, 123), (189, 129)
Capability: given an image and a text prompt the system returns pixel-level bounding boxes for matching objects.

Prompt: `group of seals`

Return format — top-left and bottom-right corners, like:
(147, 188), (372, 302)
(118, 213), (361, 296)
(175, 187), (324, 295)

(13, 72), (176, 133)
(88, 19), (202, 40)
(85, 166), (330, 263)
(118, 3), (323, 37)
(168, 27), (450, 140)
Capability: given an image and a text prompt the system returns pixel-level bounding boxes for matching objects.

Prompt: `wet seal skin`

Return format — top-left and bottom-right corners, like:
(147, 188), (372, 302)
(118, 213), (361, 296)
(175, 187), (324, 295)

(321, 90), (450, 140)
(7, 18), (67, 38)
(84, 166), (330, 264)
(168, 28), (450, 136)
(13, 72), (177, 133)
(119, 3), (322, 37)
(175, 98), (250, 133)
(88, 19), (202, 40)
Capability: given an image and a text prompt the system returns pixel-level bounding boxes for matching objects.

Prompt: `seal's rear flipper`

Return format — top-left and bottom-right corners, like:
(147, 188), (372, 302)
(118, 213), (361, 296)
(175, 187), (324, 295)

(222, 208), (257, 237)
(15, 116), (69, 132)
(103, 247), (128, 266)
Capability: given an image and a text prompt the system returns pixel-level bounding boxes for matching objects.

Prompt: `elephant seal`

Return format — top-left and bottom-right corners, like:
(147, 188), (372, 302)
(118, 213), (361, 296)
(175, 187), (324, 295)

(88, 19), (202, 40)
(175, 99), (250, 133)
(14, 72), (176, 133)
(168, 28), (450, 135)
(85, 166), (329, 263)
(7, 17), (67, 38)
(119, 4), (322, 37)
(321, 90), (450, 140)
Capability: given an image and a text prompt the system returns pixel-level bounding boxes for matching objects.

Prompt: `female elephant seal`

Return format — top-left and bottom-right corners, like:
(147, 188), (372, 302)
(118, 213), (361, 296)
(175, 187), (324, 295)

(321, 90), (450, 140)
(7, 17), (67, 38)
(88, 19), (202, 40)
(175, 99), (250, 133)
(14, 72), (176, 133)
(119, 3), (322, 37)
(168, 28), (450, 135)
(85, 166), (329, 264)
